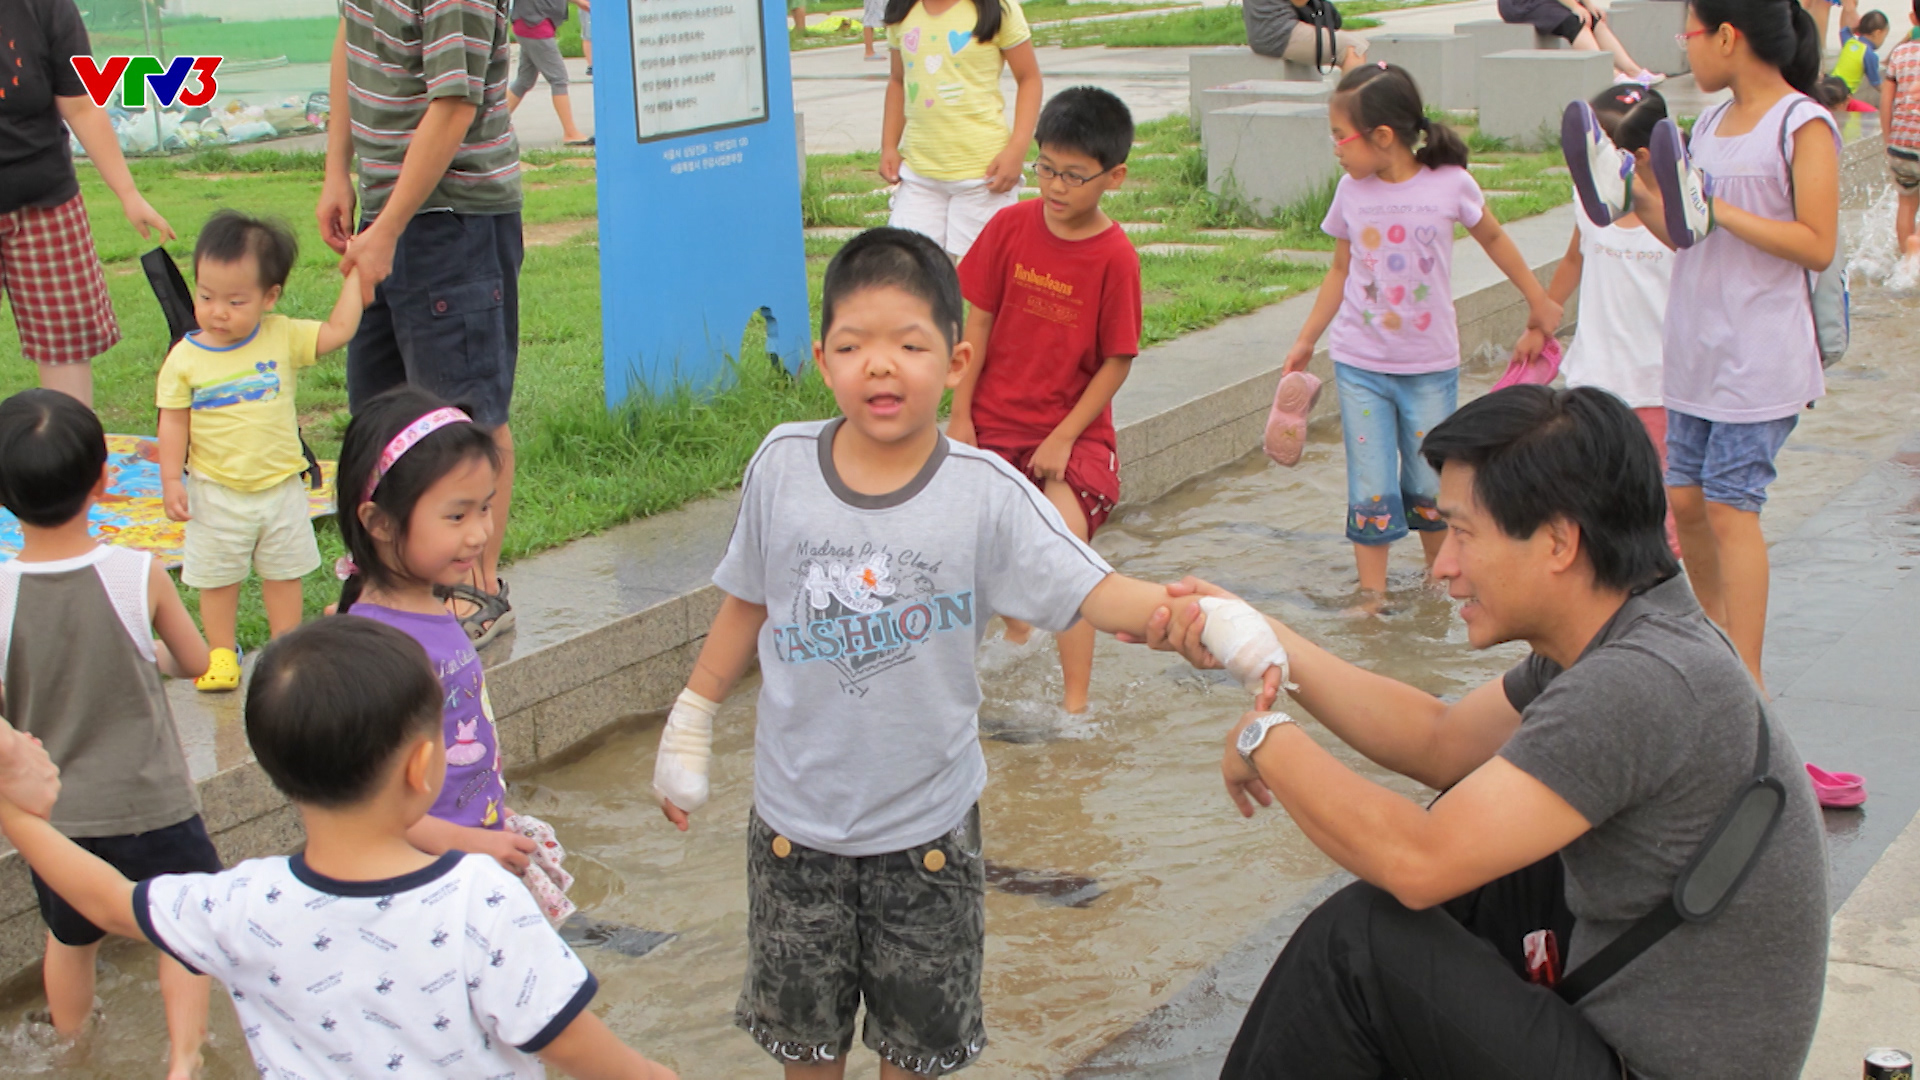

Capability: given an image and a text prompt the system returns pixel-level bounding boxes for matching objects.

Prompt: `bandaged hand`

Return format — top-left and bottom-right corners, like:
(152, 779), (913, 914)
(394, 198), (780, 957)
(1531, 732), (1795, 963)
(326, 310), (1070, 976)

(652, 687), (718, 813)
(1197, 598), (1297, 696)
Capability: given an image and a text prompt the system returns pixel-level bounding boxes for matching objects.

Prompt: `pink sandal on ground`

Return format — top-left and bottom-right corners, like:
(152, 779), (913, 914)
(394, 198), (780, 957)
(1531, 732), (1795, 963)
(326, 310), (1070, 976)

(1264, 371), (1324, 468)
(1805, 763), (1866, 808)
(1490, 337), (1564, 392)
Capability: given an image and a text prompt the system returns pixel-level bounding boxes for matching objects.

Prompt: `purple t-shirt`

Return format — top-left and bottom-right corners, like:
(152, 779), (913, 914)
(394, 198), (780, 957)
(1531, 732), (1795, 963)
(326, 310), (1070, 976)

(348, 604), (507, 830)
(1321, 165), (1486, 374)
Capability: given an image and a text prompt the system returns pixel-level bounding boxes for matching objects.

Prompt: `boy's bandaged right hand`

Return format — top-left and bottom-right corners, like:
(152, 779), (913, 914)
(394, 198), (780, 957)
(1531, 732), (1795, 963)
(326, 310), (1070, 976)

(652, 688), (718, 812)
(1197, 598), (1297, 696)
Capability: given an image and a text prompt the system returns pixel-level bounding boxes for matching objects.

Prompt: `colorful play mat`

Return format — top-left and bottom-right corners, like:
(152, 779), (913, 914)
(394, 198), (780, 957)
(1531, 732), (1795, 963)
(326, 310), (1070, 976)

(0, 435), (336, 569)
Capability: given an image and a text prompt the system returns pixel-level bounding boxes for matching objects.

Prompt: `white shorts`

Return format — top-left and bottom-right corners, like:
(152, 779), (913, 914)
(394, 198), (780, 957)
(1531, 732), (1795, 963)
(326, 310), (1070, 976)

(182, 473), (321, 589)
(863, 0), (885, 27)
(888, 164), (1020, 258)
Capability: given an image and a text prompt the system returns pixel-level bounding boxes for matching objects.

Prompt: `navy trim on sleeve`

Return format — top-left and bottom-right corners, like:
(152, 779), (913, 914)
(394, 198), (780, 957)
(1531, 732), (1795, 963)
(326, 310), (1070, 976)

(516, 971), (599, 1053)
(131, 879), (205, 976)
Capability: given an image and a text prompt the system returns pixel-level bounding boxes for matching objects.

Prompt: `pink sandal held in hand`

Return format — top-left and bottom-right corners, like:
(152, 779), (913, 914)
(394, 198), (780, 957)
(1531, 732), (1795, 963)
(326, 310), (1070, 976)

(1490, 337), (1564, 392)
(1264, 371), (1324, 468)
(1805, 763), (1866, 808)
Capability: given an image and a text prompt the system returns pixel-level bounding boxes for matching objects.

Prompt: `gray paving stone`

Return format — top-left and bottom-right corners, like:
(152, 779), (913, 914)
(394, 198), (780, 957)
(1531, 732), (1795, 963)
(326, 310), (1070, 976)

(1137, 242), (1221, 256)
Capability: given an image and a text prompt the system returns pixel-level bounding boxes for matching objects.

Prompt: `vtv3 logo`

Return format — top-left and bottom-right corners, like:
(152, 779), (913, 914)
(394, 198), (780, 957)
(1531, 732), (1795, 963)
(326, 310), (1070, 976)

(70, 56), (222, 109)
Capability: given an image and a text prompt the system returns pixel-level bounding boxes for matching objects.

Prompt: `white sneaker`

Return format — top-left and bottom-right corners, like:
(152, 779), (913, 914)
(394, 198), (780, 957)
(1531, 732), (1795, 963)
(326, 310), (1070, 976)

(1561, 100), (1634, 227)
(1649, 117), (1714, 248)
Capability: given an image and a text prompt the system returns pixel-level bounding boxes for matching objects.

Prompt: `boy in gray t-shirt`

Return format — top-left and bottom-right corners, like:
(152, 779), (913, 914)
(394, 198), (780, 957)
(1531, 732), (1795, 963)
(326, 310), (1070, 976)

(647, 229), (1258, 1077)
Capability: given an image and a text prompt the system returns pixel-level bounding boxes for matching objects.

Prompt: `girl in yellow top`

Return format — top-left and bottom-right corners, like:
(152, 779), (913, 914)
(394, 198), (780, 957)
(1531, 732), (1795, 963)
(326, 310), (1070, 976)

(881, 0), (1043, 257)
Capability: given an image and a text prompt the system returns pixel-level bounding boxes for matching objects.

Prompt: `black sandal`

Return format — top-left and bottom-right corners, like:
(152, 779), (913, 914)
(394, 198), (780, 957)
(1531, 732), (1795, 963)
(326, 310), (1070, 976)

(437, 578), (515, 647)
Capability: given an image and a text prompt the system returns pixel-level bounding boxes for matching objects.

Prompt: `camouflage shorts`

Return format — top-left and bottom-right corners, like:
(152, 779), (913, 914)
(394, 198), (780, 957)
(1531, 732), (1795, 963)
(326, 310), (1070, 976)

(735, 805), (987, 1076)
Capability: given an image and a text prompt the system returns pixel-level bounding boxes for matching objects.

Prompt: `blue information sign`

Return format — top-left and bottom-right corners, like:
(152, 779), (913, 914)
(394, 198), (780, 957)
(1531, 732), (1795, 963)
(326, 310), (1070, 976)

(594, 0), (811, 406)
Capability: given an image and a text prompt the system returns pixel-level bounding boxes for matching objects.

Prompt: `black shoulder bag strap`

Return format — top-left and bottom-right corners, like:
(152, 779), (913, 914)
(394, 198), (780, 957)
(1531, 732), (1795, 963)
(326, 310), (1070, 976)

(1557, 701), (1788, 1004)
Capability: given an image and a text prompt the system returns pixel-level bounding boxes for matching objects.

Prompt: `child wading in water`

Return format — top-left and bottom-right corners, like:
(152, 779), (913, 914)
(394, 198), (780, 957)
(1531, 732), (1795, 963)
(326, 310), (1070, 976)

(950, 86), (1142, 714)
(1528, 85), (1681, 553)
(881, 0), (1042, 257)
(0, 389), (214, 1080)
(0, 619), (675, 1079)
(1603, 0), (1837, 692)
(1285, 63), (1562, 605)
(649, 228), (1292, 1078)
(333, 388), (552, 891)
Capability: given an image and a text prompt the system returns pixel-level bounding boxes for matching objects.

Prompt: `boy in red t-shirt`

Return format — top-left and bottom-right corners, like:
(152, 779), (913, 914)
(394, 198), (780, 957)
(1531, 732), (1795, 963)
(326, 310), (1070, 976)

(951, 87), (1142, 713)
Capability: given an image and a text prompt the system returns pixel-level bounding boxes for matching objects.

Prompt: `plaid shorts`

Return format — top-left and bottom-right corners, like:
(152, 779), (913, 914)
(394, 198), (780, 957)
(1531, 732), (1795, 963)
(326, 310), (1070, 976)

(0, 193), (122, 366)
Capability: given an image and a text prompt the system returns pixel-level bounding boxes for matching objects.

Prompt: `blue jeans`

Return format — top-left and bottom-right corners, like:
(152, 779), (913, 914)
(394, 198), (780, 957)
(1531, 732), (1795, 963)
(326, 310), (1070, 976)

(1664, 410), (1799, 513)
(1336, 364), (1459, 545)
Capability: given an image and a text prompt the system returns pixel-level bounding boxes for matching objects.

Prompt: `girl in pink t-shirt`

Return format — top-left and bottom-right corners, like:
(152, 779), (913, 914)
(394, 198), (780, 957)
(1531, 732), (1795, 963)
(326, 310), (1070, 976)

(1284, 64), (1562, 603)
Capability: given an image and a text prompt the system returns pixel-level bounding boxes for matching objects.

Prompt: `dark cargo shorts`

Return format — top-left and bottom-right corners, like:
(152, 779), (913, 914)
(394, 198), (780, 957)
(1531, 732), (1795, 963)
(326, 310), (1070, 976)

(736, 805), (987, 1076)
(347, 209), (523, 427)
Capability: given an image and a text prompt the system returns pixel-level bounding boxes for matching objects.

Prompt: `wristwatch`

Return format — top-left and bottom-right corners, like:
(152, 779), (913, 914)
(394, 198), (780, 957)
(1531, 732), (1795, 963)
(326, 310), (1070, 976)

(1237, 712), (1298, 765)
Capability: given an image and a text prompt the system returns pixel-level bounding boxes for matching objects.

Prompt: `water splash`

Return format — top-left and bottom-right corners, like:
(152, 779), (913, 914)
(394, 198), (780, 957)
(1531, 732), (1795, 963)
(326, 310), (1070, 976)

(1846, 186), (1920, 291)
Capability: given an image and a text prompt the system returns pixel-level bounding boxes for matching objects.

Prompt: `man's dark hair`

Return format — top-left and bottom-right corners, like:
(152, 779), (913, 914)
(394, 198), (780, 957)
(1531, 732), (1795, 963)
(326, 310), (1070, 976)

(819, 227), (964, 348)
(1860, 10), (1890, 34)
(1036, 86), (1134, 171)
(194, 209), (298, 290)
(246, 618), (444, 809)
(0, 389), (108, 529)
(1422, 386), (1679, 592)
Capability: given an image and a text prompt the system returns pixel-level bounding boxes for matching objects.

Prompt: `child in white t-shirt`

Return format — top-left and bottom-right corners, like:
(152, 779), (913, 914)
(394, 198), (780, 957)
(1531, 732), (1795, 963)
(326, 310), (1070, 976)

(1521, 85), (1678, 552)
(0, 617), (676, 1080)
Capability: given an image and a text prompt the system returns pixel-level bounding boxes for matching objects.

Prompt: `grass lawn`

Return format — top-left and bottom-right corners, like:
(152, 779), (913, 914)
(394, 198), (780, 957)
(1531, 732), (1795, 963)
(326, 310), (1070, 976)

(0, 114), (1565, 648)
(90, 17), (340, 66)
(1030, 0), (1484, 47)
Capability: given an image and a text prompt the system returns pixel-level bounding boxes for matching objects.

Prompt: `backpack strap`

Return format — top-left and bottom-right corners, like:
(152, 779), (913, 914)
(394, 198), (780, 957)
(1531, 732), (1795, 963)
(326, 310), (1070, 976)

(1557, 705), (1775, 1004)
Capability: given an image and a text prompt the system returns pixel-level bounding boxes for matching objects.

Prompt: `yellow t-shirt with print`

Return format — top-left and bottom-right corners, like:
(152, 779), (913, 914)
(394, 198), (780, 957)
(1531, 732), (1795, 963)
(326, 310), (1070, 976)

(888, 0), (1032, 180)
(156, 314), (322, 493)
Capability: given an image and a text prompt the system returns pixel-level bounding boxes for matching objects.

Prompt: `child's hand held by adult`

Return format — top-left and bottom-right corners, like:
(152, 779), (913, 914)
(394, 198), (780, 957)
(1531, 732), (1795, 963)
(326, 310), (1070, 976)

(342, 224), (399, 304)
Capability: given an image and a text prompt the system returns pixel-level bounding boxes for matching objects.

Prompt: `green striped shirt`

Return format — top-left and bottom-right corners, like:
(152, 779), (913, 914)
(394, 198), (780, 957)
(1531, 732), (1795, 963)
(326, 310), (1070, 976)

(341, 0), (522, 216)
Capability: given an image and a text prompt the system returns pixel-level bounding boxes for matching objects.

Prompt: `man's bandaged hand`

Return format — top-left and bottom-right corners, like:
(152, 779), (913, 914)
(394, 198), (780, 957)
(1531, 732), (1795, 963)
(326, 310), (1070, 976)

(652, 688), (718, 812)
(1197, 597), (1296, 695)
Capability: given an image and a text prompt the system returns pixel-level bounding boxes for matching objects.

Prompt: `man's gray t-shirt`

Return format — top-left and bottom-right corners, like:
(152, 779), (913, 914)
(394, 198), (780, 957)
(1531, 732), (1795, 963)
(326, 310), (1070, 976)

(1241, 0), (1303, 57)
(715, 419), (1113, 857)
(1501, 576), (1828, 1078)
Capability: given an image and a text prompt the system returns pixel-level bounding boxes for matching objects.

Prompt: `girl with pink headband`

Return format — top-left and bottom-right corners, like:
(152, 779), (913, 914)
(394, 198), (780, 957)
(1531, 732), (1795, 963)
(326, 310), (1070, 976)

(331, 387), (575, 923)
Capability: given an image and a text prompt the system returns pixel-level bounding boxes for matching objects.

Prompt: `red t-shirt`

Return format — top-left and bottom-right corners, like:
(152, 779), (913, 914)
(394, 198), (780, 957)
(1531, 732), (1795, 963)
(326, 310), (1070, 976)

(959, 199), (1142, 449)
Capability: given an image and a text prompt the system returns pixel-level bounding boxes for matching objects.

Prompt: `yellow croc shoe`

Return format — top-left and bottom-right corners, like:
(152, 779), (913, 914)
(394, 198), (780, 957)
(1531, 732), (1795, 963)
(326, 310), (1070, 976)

(195, 647), (241, 693)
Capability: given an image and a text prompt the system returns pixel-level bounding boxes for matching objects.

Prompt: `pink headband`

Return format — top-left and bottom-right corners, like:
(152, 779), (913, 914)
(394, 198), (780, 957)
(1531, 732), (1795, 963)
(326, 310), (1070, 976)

(363, 407), (472, 502)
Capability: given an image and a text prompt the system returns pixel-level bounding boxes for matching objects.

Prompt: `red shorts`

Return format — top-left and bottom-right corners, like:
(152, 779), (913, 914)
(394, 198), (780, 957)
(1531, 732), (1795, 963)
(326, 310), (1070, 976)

(977, 435), (1120, 535)
(0, 193), (122, 366)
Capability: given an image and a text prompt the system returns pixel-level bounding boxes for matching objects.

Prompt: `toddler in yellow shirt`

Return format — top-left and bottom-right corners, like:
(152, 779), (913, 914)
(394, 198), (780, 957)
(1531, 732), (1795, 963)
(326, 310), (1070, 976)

(157, 211), (365, 691)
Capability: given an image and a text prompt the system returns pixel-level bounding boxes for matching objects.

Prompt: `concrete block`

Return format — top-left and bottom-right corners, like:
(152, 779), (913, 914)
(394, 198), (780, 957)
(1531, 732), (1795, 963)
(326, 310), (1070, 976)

(1605, 0), (1689, 75)
(1203, 102), (1342, 218)
(1451, 19), (1534, 62)
(1533, 31), (1566, 49)
(1197, 80), (1332, 152)
(1476, 50), (1615, 148)
(1189, 48), (1322, 123)
(1365, 33), (1476, 111)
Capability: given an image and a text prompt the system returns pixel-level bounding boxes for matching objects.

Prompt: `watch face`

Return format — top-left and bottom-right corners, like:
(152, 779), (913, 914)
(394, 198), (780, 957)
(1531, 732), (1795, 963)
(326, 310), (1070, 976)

(1238, 721), (1265, 755)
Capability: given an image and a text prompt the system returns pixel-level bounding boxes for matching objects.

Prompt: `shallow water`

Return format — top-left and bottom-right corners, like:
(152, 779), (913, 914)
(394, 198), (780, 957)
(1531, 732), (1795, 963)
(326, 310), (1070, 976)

(6, 265), (1918, 1077)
